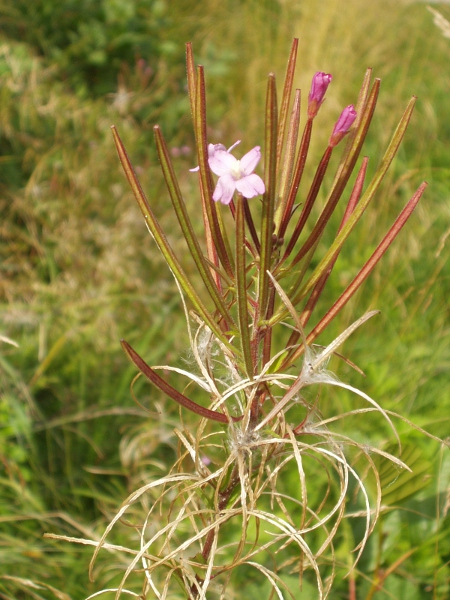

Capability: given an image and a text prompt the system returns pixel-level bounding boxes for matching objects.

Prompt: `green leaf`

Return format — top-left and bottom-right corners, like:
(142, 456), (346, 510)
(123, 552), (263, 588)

(374, 442), (432, 505)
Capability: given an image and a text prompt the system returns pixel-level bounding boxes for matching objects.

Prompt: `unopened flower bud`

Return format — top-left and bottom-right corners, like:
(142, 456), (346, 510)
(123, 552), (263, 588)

(329, 105), (357, 147)
(308, 71), (332, 118)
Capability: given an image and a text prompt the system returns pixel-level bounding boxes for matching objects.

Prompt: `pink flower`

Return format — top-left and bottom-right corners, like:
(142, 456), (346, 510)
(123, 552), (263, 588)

(329, 105), (357, 147)
(189, 140), (241, 172)
(308, 71), (332, 118)
(208, 145), (265, 205)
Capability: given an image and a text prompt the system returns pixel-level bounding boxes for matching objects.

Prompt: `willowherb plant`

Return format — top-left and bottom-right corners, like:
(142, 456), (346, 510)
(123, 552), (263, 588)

(48, 40), (439, 598)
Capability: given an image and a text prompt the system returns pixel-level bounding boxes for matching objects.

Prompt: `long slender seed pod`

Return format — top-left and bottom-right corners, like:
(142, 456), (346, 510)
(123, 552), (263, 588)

(287, 81), (380, 271)
(186, 44), (221, 287)
(292, 96), (417, 307)
(274, 89), (301, 233)
(301, 156), (370, 325)
(278, 117), (313, 239)
(276, 38), (299, 172)
(121, 340), (243, 423)
(281, 157), (369, 369)
(304, 182), (427, 347)
(235, 195), (254, 379)
(194, 66), (235, 278)
(111, 126), (238, 354)
(185, 42), (197, 124)
(257, 73), (278, 324)
(154, 126), (235, 330)
(270, 95), (416, 325)
(282, 182), (427, 369)
(280, 144), (334, 265)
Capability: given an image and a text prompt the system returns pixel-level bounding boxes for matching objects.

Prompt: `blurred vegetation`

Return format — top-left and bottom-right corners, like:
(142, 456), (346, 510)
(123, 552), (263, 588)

(0, 0), (449, 598)
(0, 0), (181, 97)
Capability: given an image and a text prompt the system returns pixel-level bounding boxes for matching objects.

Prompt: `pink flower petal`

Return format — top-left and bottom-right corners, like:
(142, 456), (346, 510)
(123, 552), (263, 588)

(308, 72), (332, 104)
(208, 150), (239, 176)
(240, 146), (261, 175)
(210, 143), (226, 154)
(212, 174), (237, 204)
(307, 72), (332, 118)
(329, 105), (357, 147)
(190, 143), (227, 172)
(235, 173), (265, 198)
(333, 105), (357, 135)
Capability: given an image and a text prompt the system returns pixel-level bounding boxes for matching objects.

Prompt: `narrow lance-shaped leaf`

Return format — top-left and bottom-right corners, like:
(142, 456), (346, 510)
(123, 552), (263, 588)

(194, 65), (234, 278)
(121, 340), (243, 424)
(154, 125), (235, 330)
(257, 72), (278, 324)
(111, 126), (237, 354)
(235, 195), (254, 379)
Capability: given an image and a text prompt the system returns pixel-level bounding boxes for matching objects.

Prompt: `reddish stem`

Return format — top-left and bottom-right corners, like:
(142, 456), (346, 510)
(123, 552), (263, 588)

(278, 118), (313, 239)
(280, 144), (333, 266)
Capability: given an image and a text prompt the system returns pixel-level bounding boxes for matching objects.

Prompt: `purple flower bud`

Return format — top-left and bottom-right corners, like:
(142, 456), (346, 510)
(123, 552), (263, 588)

(329, 105), (357, 147)
(308, 71), (332, 118)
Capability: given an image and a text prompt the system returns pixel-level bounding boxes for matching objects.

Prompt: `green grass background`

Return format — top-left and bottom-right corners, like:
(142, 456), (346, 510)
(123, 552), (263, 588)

(0, 0), (449, 598)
